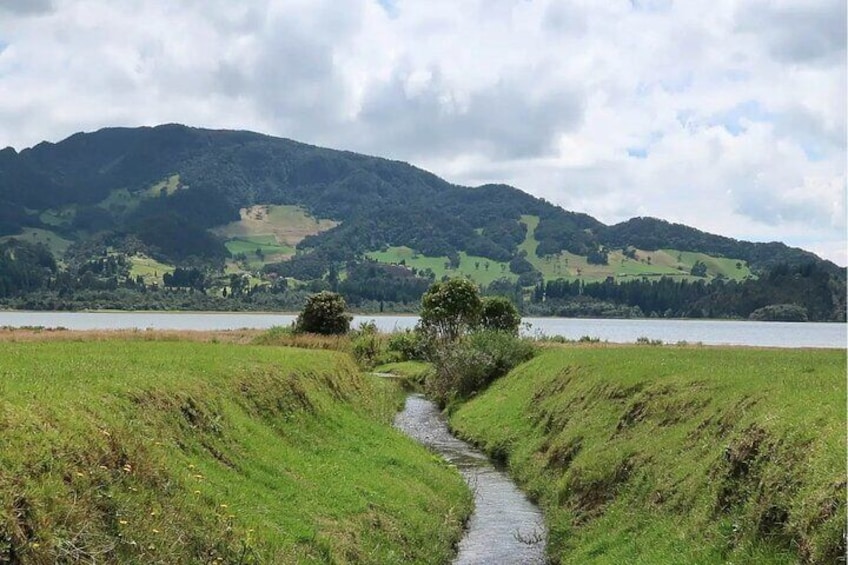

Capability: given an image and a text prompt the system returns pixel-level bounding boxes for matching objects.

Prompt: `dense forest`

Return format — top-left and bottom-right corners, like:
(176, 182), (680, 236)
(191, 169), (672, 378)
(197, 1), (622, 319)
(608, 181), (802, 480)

(0, 124), (844, 321)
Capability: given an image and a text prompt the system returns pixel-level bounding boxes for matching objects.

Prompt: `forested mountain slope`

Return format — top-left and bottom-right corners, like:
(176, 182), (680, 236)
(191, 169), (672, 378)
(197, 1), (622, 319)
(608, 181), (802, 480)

(0, 124), (843, 319)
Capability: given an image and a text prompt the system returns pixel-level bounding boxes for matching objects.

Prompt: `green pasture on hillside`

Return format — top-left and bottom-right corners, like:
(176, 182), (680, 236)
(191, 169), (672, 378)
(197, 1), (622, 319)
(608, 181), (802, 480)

(0, 340), (470, 564)
(0, 228), (73, 257)
(518, 215), (752, 282)
(451, 345), (846, 564)
(366, 216), (752, 288)
(366, 246), (516, 286)
(128, 253), (175, 285)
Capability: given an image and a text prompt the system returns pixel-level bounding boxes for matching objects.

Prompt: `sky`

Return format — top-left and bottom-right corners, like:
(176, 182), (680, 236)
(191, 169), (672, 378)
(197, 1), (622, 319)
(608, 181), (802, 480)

(0, 0), (845, 265)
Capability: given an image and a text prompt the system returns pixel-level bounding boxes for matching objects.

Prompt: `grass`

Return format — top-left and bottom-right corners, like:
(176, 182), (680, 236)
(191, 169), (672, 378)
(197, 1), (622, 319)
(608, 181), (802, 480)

(450, 345), (846, 564)
(38, 207), (77, 228)
(366, 246), (515, 286)
(128, 253), (175, 285)
(0, 228), (73, 257)
(518, 215), (752, 283)
(225, 236), (295, 267)
(365, 216), (752, 288)
(146, 174), (181, 197)
(373, 361), (431, 380)
(214, 205), (337, 248)
(215, 205), (336, 270)
(35, 176), (181, 233)
(0, 337), (471, 563)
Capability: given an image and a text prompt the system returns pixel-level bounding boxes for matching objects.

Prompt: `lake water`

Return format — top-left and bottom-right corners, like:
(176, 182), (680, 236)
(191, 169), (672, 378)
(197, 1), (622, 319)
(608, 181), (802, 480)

(0, 311), (844, 348)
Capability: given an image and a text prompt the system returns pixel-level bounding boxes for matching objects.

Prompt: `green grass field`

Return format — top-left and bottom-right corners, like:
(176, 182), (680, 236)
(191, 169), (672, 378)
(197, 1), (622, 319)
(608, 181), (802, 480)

(450, 346), (846, 564)
(128, 253), (175, 285)
(0, 228), (73, 257)
(0, 339), (471, 563)
(215, 204), (337, 269)
(365, 216), (752, 288)
(38, 206), (77, 228)
(517, 215), (752, 282)
(225, 235), (295, 267)
(215, 205), (336, 246)
(146, 174), (181, 197)
(366, 246), (516, 286)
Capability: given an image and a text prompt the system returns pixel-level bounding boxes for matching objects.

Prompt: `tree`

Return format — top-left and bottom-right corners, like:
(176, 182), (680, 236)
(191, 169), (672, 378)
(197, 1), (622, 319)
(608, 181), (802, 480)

(690, 260), (708, 277)
(480, 296), (521, 335)
(295, 291), (351, 335)
(419, 278), (482, 342)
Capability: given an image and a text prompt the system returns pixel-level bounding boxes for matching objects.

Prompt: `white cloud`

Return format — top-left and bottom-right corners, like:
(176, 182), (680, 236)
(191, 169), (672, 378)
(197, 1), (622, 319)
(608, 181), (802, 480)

(0, 0), (844, 264)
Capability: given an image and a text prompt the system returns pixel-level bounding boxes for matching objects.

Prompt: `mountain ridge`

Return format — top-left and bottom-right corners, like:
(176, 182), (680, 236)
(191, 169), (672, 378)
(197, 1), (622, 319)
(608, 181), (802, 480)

(0, 123), (832, 270)
(0, 124), (844, 320)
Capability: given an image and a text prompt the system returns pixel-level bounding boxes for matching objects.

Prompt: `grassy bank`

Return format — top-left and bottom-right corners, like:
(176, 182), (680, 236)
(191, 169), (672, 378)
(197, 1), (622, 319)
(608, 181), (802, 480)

(0, 338), (471, 563)
(449, 346), (846, 564)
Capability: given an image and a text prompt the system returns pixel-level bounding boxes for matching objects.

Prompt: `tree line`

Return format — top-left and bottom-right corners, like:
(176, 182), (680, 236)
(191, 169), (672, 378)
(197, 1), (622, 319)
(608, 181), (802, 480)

(531, 262), (845, 321)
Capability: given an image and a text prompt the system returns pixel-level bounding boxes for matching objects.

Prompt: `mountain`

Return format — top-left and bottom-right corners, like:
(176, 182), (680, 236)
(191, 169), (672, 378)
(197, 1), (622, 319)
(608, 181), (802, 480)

(0, 124), (844, 320)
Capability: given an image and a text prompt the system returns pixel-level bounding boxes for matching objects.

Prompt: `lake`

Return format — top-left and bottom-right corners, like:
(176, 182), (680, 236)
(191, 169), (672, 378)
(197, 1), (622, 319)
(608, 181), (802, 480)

(0, 311), (844, 348)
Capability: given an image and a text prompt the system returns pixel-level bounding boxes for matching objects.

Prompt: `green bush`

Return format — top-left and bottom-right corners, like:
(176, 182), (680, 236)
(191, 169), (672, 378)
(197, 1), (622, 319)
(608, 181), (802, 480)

(480, 296), (521, 335)
(294, 291), (351, 335)
(467, 330), (536, 379)
(386, 329), (427, 361)
(350, 321), (386, 369)
(749, 303), (809, 322)
(419, 278), (482, 342)
(426, 330), (536, 405)
(426, 342), (492, 405)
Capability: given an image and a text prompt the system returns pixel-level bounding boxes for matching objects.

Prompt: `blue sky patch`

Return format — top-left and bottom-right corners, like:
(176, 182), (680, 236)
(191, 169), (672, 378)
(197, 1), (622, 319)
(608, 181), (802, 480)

(376, 0), (399, 18)
(710, 100), (773, 135)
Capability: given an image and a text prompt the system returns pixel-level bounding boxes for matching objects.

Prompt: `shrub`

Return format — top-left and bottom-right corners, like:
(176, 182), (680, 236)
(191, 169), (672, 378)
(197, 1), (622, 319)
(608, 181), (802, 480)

(480, 296), (521, 335)
(426, 342), (492, 404)
(387, 329), (427, 362)
(635, 336), (663, 346)
(419, 278), (482, 343)
(426, 330), (537, 405)
(749, 304), (809, 322)
(294, 291), (351, 335)
(350, 321), (386, 369)
(467, 330), (537, 381)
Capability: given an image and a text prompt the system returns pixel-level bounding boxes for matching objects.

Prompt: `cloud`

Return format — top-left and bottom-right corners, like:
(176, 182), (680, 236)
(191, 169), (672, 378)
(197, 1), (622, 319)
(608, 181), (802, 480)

(0, 0), (844, 264)
(0, 0), (53, 16)
(355, 65), (585, 159)
(736, 0), (847, 65)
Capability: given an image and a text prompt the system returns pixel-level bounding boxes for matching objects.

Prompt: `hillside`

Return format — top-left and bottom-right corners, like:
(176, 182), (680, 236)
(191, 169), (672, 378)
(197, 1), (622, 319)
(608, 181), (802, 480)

(0, 336), (471, 563)
(0, 124), (844, 319)
(451, 346), (847, 564)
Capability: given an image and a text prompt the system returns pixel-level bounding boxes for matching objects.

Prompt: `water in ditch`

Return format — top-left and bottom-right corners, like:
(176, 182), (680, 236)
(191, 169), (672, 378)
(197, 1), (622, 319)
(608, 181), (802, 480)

(393, 393), (547, 565)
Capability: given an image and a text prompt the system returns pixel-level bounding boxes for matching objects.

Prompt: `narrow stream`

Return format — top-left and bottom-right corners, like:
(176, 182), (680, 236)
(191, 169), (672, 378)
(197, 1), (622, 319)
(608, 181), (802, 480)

(394, 393), (547, 565)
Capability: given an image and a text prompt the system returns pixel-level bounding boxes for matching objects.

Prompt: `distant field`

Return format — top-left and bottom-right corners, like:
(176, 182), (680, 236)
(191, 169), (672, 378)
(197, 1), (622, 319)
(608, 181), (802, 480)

(214, 204), (337, 247)
(0, 227), (73, 257)
(366, 246), (516, 286)
(214, 205), (337, 270)
(146, 174), (181, 197)
(39, 206), (77, 227)
(366, 216), (752, 287)
(518, 215), (752, 282)
(37, 176), (185, 227)
(224, 235), (294, 265)
(128, 253), (175, 285)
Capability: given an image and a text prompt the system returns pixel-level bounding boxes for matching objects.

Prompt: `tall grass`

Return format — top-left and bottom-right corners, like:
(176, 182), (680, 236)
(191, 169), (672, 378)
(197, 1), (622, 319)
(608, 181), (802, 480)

(0, 339), (471, 563)
(450, 345), (846, 564)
